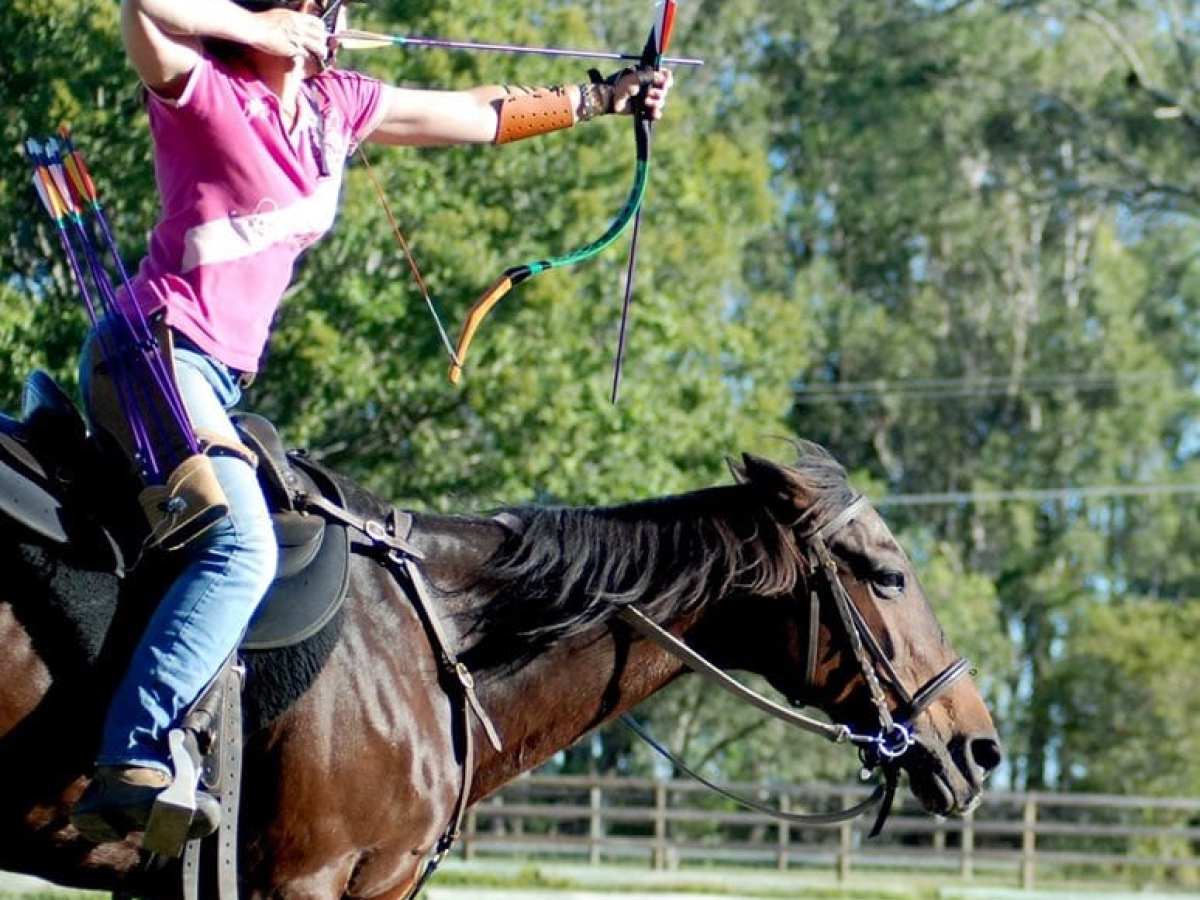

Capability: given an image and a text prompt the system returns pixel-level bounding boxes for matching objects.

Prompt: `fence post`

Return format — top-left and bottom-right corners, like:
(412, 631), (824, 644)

(511, 789), (523, 836)
(1021, 796), (1038, 889)
(589, 784), (603, 865)
(777, 792), (790, 871)
(837, 819), (853, 881)
(960, 808), (974, 880)
(653, 783), (668, 871)
(461, 807), (477, 861)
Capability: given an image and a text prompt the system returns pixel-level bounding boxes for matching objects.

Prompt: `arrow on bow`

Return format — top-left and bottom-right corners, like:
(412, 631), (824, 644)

(446, 0), (680, 391)
(334, 27), (701, 67)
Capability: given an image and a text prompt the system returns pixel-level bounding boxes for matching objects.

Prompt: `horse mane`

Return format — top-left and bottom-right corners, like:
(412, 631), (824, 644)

(464, 442), (856, 670)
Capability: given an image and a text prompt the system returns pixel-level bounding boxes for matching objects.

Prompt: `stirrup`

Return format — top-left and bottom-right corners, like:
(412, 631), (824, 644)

(143, 729), (216, 856)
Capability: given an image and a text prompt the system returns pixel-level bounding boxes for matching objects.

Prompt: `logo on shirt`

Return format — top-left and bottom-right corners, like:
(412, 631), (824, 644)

(179, 179), (342, 273)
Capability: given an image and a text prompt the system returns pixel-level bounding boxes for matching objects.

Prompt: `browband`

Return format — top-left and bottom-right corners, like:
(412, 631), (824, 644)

(806, 493), (868, 542)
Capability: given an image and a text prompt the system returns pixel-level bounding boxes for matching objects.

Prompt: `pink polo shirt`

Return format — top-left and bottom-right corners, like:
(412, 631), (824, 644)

(126, 55), (385, 373)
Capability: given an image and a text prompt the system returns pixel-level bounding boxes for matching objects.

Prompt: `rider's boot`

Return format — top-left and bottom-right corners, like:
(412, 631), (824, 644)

(71, 765), (220, 844)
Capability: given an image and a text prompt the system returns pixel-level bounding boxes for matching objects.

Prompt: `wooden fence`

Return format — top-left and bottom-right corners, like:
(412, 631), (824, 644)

(458, 775), (1200, 889)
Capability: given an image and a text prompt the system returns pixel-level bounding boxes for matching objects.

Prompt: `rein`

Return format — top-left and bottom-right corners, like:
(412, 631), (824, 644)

(620, 495), (971, 835)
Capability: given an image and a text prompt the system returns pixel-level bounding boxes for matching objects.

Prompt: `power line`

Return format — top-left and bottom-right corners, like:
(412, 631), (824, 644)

(876, 482), (1200, 507)
(795, 371), (1168, 405)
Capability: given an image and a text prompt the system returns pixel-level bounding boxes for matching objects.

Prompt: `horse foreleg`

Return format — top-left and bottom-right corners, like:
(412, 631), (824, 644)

(243, 854), (360, 900)
(359, 877), (420, 900)
(346, 852), (423, 900)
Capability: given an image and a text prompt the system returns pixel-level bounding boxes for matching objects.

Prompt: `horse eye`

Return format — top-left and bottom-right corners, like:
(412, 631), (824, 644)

(872, 570), (905, 597)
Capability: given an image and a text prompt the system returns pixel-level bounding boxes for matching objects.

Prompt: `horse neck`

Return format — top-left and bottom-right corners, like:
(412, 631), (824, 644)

(448, 485), (778, 796)
(468, 611), (699, 797)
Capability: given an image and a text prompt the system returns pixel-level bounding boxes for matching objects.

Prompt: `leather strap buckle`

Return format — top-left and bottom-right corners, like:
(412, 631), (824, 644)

(454, 662), (475, 690)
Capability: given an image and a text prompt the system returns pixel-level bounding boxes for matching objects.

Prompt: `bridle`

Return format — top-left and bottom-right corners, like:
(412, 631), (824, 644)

(619, 493), (972, 834)
(801, 495), (972, 763)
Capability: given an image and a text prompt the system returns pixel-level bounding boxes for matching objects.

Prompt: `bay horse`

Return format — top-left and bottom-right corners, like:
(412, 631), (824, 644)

(0, 441), (1000, 898)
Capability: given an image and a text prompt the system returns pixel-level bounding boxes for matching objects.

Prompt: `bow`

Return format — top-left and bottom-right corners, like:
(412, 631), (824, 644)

(446, 0), (679, 388)
(611, 0), (675, 402)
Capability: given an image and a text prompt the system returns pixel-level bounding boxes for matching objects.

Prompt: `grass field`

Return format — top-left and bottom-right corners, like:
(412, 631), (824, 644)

(4, 859), (1200, 899)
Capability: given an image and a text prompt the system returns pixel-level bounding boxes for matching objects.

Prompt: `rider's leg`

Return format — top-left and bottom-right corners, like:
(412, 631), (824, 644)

(72, 343), (276, 841)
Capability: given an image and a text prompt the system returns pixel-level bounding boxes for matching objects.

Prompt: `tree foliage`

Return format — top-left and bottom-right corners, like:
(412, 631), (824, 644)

(3, 0), (1199, 798)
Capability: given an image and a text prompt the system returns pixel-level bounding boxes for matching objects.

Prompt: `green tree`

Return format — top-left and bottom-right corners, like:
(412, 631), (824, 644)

(760, 0), (1200, 792)
(1056, 598), (1200, 801)
(13, 0), (1200, 800)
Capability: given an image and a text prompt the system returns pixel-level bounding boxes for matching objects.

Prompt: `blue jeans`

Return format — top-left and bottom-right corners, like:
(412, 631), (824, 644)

(81, 327), (277, 774)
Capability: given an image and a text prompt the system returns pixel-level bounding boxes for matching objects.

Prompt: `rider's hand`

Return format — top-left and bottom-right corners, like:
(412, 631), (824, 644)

(246, 8), (329, 67)
(612, 68), (674, 120)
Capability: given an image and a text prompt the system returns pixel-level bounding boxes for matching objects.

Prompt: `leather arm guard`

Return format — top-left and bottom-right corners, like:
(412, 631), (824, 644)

(494, 86), (575, 144)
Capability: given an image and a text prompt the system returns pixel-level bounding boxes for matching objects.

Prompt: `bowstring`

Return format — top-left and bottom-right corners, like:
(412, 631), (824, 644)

(355, 145), (463, 368)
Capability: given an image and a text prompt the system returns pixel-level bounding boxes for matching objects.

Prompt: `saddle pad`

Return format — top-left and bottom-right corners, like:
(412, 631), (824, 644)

(241, 458), (351, 651)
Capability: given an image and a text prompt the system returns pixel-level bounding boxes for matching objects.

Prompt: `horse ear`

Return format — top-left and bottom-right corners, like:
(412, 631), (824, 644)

(726, 455), (747, 483)
(738, 452), (820, 512)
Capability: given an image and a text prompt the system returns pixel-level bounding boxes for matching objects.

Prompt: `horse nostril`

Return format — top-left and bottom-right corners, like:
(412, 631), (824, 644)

(968, 735), (1003, 776)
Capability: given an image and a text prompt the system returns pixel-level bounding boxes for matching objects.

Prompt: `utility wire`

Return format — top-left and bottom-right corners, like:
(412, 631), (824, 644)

(876, 481), (1200, 507)
(795, 372), (1167, 404)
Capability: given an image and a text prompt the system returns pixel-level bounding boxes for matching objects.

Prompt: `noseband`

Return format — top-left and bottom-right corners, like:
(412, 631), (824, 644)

(619, 493), (972, 834)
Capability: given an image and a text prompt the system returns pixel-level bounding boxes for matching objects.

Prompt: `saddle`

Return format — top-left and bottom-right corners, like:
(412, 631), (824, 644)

(233, 413), (351, 650)
(0, 372), (352, 651)
(0, 372), (356, 875)
(1, 371), (487, 900)
(0, 370), (89, 546)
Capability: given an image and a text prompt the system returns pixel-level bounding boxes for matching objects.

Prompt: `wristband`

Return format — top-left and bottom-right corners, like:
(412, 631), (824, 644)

(576, 82), (615, 121)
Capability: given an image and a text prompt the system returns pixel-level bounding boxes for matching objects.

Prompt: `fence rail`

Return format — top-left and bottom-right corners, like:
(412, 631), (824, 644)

(458, 775), (1200, 888)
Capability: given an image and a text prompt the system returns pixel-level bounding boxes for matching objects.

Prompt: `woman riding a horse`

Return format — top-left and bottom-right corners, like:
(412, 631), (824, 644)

(70, 0), (673, 843)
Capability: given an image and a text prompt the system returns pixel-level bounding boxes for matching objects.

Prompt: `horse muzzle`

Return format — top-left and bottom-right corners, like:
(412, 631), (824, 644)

(903, 727), (1003, 816)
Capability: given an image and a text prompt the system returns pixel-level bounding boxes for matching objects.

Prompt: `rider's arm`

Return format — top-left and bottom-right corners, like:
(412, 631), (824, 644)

(119, 0), (328, 97)
(365, 70), (673, 148)
(364, 84), (581, 147)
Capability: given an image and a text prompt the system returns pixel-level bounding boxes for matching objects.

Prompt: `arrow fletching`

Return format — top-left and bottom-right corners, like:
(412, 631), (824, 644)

(58, 126), (100, 207)
(333, 28), (399, 49)
(43, 140), (82, 217)
(656, 0), (678, 58)
(30, 172), (58, 222)
(25, 141), (68, 222)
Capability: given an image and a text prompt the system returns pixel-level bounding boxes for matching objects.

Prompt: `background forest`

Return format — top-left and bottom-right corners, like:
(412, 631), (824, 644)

(3, 0), (1200, 799)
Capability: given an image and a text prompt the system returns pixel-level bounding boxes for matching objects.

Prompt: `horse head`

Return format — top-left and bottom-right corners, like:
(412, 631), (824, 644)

(724, 448), (1001, 819)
